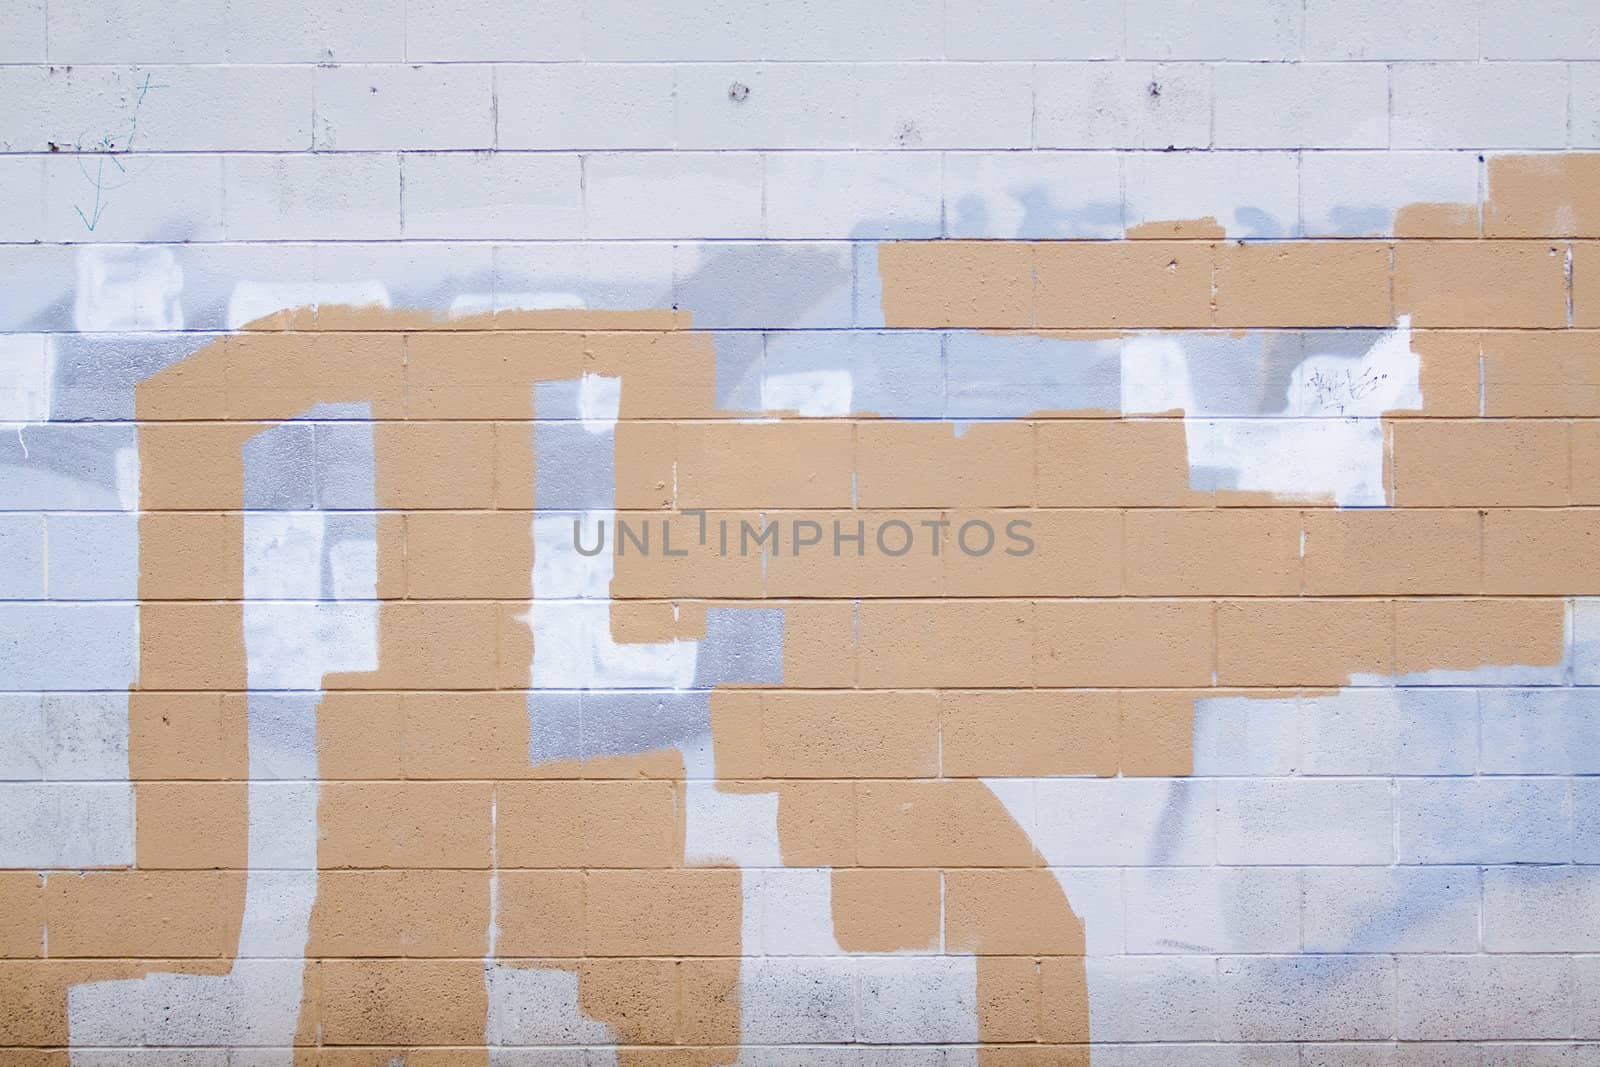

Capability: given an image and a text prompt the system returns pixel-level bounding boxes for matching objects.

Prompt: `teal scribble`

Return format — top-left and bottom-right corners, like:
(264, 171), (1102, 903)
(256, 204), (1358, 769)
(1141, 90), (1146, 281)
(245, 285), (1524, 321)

(72, 72), (170, 232)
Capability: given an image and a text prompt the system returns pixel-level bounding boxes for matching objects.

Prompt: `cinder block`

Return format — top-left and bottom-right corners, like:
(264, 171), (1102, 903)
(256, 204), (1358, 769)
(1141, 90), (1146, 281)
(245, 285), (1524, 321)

(1305, 0), (1479, 59)
(402, 153), (582, 240)
(1302, 151), (1481, 237)
(1577, 65), (1600, 147)
(1390, 420), (1570, 503)
(0, 159), (43, 244)
(1396, 777), (1572, 863)
(1124, 150), (1301, 237)
(764, 152), (940, 239)
(942, 150), (1122, 238)
(946, 0), (1121, 59)
(1398, 955), (1572, 1039)
(43, 515), (138, 601)
(1299, 688), (1478, 776)
(314, 65), (493, 150)
(0, 423), (138, 511)
(42, 154), (225, 244)
(1086, 956), (1219, 1042)
(739, 957), (857, 1043)
(223, 0), (405, 62)
(673, 64), (856, 150)
(1484, 0), (1600, 59)
(0, 0), (43, 62)
(1303, 865), (1480, 952)
(0, 781), (133, 867)
(0, 515), (44, 600)
(46, 0), (223, 61)
(1219, 955), (1396, 1040)
(1037, 61), (1210, 149)
(224, 154), (400, 242)
(677, 241), (854, 328)
(767, 0), (942, 59)
(1393, 63), (1571, 149)
(856, 956), (979, 1044)
(403, 0), (581, 60)
(1216, 599), (1394, 687)
(0, 694), (43, 779)
(1126, 0), (1303, 59)
(852, 63), (1034, 149)
(1191, 695), (1300, 775)
(1213, 63), (1389, 149)
(585, 153), (762, 239)
(1217, 778), (1393, 865)
(496, 64), (675, 150)
(1123, 866), (1301, 953)
(1481, 688), (1600, 774)
(1035, 777), (1216, 866)
(585, 0), (763, 60)
(1484, 865), (1600, 951)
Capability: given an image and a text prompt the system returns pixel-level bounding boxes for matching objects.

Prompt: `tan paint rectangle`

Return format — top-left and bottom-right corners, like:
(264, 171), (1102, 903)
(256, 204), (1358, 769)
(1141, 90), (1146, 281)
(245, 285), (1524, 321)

(1036, 241), (1214, 329)
(373, 421), (498, 509)
(940, 690), (1119, 777)
(1573, 421), (1600, 504)
(1481, 331), (1600, 416)
(1034, 600), (1214, 687)
(1301, 508), (1482, 595)
(1037, 420), (1207, 507)
(1125, 509), (1303, 596)
(132, 782), (249, 869)
(307, 870), (489, 957)
(1485, 154), (1600, 238)
(1410, 330), (1483, 417)
(497, 780), (684, 867)
(944, 509), (1123, 598)
(316, 782), (493, 868)
(1394, 241), (1570, 327)
(405, 331), (582, 419)
(945, 868), (1083, 954)
(878, 240), (1034, 328)
(324, 602), (502, 690)
(1118, 689), (1198, 776)
(1392, 420), (1569, 506)
(830, 867), (941, 952)
(776, 780), (857, 866)
(1213, 241), (1392, 328)
(760, 691), (940, 778)
(762, 510), (944, 598)
(494, 871), (586, 957)
(317, 692), (404, 780)
(1483, 509), (1600, 594)
(1215, 598), (1393, 686)
(858, 600), (1034, 687)
(856, 422), (1034, 507)
(676, 422), (855, 509)
(1577, 242), (1600, 328)
(227, 332), (406, 420)
(0, 874), (43, 958)
(583, 869), (742, 956)
(398, 691), (531, 779)
(1395, 597), (1566, 675)
(403, 511), (532, 598)
(854, 780), (1037, 868)
(129, 692), (242, 780)
(611, 511), (767, 599)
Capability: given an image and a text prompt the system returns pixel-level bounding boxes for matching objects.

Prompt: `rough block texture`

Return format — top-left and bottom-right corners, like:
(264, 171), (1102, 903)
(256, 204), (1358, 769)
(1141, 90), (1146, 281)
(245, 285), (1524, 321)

(3, 0), (1600, 1062)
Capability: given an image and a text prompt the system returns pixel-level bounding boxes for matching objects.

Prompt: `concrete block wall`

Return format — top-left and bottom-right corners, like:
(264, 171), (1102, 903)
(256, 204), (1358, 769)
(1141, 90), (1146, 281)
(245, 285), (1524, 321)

(3, 0), (1600, 1062)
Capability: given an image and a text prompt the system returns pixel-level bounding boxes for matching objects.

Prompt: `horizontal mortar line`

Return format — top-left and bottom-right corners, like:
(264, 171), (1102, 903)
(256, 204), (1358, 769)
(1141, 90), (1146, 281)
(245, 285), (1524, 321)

(4, 685), (1581, 694)
(6, 774), (1596, 784)
(21, 415), (1600, 425)
(1, 236), (1593, 247)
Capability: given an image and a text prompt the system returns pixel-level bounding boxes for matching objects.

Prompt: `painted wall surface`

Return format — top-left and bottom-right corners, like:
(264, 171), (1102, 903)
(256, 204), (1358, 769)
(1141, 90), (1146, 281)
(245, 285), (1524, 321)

(4, 1), (1600, 1062)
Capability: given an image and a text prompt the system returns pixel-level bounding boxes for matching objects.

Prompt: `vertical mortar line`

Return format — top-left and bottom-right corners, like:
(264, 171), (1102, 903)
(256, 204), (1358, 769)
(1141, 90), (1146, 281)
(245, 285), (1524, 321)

(490, 64), (500, 150)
